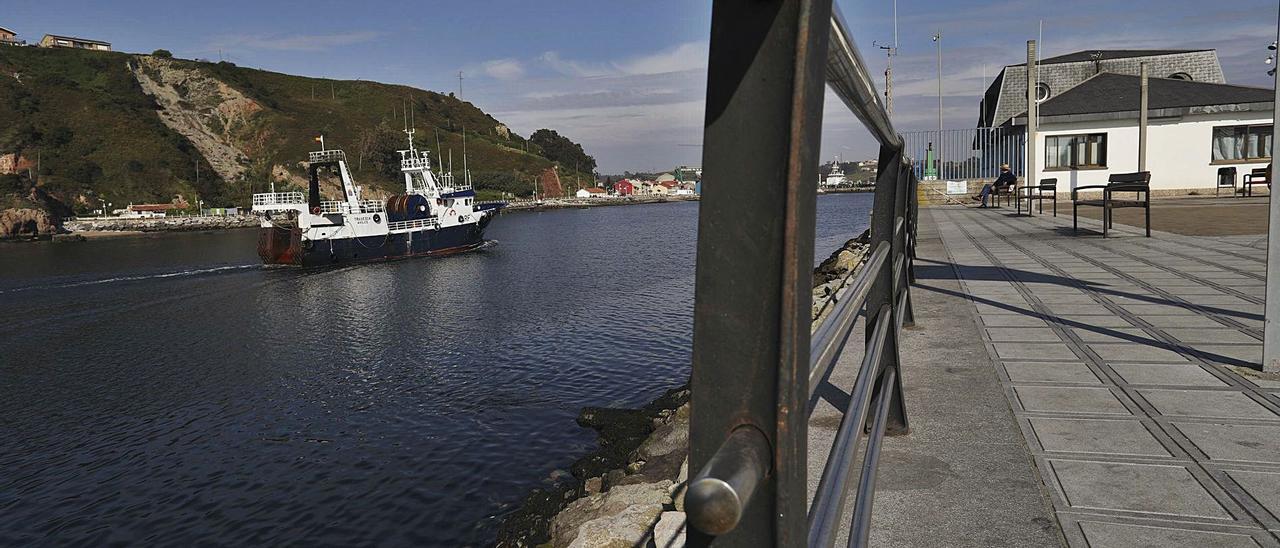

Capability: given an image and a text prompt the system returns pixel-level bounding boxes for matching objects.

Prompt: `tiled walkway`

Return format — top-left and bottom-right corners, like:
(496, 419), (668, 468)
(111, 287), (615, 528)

(930, 206), (1280, 547)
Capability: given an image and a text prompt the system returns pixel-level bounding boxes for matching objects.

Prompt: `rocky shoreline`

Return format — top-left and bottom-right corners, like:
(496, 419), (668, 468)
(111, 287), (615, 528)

(493, 229), (871, 547)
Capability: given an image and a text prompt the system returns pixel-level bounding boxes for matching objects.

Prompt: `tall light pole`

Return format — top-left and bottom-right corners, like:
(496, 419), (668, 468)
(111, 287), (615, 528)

(932, 32), (943, 175)
(1264, 27), (1280, 370)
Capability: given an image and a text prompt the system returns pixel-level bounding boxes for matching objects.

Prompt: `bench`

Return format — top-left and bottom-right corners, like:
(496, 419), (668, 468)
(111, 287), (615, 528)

(1243, 165), (1271, 197)
(1216, 166), (1237, 197)
(989, 180), (1016, 207)
(1016, 178), (1057, 216)
(1072, 171), (1151, 237)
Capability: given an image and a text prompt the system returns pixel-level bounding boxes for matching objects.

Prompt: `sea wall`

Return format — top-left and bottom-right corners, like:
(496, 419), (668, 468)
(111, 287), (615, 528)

(496, 229), (872, 547)
(64, 215), (258, 233)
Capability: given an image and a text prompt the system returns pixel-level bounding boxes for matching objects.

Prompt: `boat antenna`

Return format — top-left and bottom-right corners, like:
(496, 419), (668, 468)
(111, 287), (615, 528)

(434, 128), (444, 171)
(462, 126), (469, 186)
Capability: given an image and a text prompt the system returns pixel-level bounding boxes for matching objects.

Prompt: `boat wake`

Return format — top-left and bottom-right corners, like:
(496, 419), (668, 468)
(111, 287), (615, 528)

(0, 264), (259, 294)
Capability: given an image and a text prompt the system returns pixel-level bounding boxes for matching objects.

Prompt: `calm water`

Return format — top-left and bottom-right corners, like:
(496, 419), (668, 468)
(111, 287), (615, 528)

(0, 193), (871, 547)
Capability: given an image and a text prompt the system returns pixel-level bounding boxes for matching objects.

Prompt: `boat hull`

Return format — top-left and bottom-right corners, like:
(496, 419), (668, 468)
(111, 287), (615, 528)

(258, 220), (490, 267)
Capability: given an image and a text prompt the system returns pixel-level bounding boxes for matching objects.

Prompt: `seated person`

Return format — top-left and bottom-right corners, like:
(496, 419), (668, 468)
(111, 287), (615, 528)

(973, 164), (1017, 208)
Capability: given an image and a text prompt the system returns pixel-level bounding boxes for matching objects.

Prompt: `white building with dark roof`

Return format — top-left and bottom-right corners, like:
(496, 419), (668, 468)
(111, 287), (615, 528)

(1010, 72), (1273, 192)
(980, 49), (1226, 128)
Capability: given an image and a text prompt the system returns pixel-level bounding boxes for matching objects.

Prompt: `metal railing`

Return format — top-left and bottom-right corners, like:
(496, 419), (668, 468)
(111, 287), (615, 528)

(252, 192), (305, 207)
(386, 217), (439, 231)
(687, 2), (916, 547)
(902, 127), (1026, 181)
(308, 149), (347, 164)
(318, 200), (385, 214)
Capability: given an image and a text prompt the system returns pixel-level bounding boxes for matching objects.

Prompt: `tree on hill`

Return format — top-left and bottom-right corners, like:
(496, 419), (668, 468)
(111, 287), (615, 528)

(529, 129), (595, 173)
(151, 49), (173, 59)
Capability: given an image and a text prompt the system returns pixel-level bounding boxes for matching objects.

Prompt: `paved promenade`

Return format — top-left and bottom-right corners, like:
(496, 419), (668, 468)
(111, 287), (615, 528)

(852, 204), (1280, 547)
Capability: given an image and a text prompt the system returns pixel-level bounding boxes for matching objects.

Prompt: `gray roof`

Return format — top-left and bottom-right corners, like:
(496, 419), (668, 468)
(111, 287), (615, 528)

(1034, 49), (1207, 65)
(42, 34), (110, 46)
(0, 26), (16, 35)
(1012, 72), (1273, 123)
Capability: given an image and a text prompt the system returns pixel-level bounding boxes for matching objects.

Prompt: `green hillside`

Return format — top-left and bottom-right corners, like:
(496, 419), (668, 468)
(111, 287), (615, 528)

(0, 46), (594, 213)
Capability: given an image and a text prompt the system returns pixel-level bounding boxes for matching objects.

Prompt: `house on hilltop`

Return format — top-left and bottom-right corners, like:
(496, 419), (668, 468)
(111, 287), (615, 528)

(0, 26), (22, 46)
(39, 34), (111, 51)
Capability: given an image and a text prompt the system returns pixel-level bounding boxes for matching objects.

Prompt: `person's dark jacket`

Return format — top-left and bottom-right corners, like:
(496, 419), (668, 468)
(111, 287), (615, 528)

(993, 171), (1017, 189)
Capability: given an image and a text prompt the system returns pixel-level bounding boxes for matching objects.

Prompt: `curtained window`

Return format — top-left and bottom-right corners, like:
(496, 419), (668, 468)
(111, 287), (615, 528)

(1213, 125), (1272, 161)
(1045, 133), (1107, 169)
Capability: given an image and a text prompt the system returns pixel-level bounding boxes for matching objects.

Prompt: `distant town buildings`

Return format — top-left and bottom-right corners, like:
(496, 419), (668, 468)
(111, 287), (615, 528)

(614, 180), (635, 196)
(575, 187), (606, 198)
(39, 34), (111, 51)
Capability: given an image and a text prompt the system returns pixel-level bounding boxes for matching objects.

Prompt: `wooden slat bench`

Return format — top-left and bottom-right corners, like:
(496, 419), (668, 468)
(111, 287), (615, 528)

(1072, 171), (1151, 237)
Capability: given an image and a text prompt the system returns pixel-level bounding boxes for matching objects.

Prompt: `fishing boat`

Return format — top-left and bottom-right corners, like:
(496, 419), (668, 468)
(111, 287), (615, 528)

(251, 130), (503, 266)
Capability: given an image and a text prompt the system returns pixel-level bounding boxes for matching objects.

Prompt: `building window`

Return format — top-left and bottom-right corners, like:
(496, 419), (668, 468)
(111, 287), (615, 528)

(1167, 72), (1193, 81)
(1213, 124), (1272, 161)
(1035, 82), (1051, 102)
(1045, 133), (1107, 169)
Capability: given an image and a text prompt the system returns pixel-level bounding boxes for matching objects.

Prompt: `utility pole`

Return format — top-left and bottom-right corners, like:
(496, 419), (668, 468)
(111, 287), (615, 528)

(457, 71), (464, 98)
(932, 32), (943, 173)
(1264, 16), (1280, 370)
(1139, 63), (1148, 172)
(1026, 40), (1038, 191)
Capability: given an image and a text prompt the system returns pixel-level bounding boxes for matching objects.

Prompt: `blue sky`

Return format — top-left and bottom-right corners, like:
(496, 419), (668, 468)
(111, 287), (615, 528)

(4, 1), (1277, 172)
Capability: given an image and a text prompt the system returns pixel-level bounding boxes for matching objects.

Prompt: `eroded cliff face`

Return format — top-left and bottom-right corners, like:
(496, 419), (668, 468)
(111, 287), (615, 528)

(130, 56), (260, 182)
(1, 208), (58, 238)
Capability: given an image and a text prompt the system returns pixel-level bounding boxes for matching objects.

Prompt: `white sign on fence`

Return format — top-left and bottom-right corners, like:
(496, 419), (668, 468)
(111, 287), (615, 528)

(945, 180), (968, 195)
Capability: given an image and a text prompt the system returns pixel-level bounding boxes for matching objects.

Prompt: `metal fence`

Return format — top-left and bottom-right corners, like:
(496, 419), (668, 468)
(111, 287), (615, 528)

(902, 127), (1025, 182)
(686, 2), (916, 546)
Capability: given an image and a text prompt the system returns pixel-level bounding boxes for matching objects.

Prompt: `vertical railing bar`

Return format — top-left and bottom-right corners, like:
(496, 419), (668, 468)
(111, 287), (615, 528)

(805, 307), (893, 548)
(845, 367), (897, 548)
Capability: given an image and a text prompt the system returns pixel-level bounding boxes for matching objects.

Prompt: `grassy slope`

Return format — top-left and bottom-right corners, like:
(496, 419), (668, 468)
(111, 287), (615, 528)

(0, 47), (216, 208)
(0, 46), (593, 211)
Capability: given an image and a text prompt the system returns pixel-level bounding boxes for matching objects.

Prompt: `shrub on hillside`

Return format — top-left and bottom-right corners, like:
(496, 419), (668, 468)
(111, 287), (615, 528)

(152, 49), (173, 58)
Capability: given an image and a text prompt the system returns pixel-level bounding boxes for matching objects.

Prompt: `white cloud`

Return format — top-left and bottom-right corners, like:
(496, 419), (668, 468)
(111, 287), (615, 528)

(481, 58), (525, 80)
(613, 42), (709, 75)
(212, 31), (381, 52)
(538, 41), (709, 78)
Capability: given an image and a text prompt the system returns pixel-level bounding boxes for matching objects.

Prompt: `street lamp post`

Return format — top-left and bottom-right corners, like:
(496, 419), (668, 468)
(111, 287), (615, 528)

(1264, 28), (1280, 370)
(932, 32), (943, 177)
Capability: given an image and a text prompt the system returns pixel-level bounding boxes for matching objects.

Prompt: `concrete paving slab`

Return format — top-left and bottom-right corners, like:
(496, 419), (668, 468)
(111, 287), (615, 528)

(1198, 345), (1264, 366)
(1029, 418), (1169, 457)
(1076, 521), (1262, 548)
(1173, 423), (1280, 464)
(1048, 459), (1231, 518)
(1015, 386), (1132, 415)
(1069, 328), (1155, 344)
(1004, 362), (1102, 384)
(996, 342), (1082, 361)
(1142, 315), (1237, 328)
(1110, 364), (1227, 387)
(981, 315), (1051, 327)
(1139, 390), (1277, 420)
(1224, 470), (1280, 522)
(1055, 315), (1138, 328)
(987, 327), (1067, 342)
(1046, 304), (1119, 316)
(1164, 329), (1262, 345)
(1088, 343), (1190, 363)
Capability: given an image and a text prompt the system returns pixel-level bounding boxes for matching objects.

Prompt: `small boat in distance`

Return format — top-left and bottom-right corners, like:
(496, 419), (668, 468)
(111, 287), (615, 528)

(251, 131), (504, 266)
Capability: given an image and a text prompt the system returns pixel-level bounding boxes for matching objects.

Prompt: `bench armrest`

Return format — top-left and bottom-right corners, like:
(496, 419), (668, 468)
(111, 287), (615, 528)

(1071, 185), (1108, 200)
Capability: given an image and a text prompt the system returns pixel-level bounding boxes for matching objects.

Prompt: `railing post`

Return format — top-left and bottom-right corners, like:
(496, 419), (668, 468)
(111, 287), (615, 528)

(895, 161), (916, 328)
(868, 144), (910, 436)
(687, 0), (832, 544)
